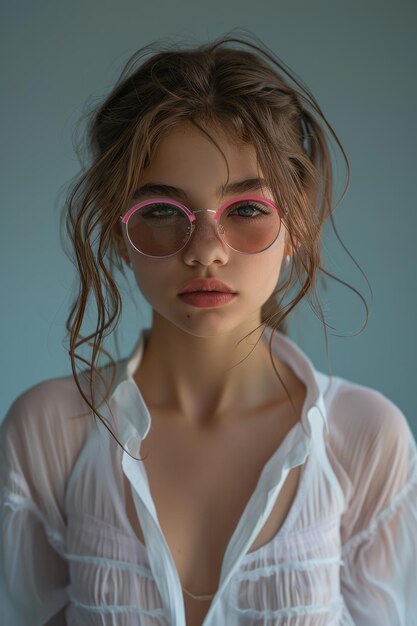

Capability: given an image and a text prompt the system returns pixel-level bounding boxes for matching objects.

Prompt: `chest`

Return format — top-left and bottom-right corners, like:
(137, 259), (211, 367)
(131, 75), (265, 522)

(122, 396), (305, 626)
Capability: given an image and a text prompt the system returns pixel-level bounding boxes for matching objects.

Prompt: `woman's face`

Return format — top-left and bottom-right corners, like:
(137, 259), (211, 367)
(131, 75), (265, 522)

(119, 122), (290, 337)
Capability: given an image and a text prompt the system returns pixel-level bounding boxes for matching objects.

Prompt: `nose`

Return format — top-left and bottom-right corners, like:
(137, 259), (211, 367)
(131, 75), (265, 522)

(181, 207), (229, 265)
(189, 208), (226, 242)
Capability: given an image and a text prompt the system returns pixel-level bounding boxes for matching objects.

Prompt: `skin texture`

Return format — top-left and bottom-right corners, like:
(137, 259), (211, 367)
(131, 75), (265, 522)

(115, 121), (295, 429)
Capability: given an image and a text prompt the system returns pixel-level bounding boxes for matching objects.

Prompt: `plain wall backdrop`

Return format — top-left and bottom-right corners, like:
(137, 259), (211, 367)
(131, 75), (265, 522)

(1, 0), (416, 438)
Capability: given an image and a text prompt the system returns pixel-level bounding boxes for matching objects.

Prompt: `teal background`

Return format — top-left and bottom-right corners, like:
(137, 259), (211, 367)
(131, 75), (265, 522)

(1, 0), (416, 437)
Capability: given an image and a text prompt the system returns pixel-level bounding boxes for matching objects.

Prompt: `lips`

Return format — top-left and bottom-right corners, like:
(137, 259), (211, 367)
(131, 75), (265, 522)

(178, 278), (236, 294)
(178, 291), (237, 308)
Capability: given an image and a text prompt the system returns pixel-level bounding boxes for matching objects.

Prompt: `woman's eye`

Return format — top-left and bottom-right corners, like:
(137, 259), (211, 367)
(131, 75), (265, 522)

(228, 203), (271, 218)
(142, 204), (180, 218)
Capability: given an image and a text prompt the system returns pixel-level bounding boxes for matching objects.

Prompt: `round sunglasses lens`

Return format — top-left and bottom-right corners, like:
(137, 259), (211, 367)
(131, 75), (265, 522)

(126, 202), (191, 256)
(126, 199), (281, 256)
(219, 199), (281, 253)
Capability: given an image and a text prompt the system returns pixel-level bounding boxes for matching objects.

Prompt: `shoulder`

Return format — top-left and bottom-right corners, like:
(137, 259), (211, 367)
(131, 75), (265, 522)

(315, 370), (411, 443)
(1, 355), (126, 434)
(0, 373), (102, 502)
(2, 373), (94, 444)
(1, 362), (126, 525)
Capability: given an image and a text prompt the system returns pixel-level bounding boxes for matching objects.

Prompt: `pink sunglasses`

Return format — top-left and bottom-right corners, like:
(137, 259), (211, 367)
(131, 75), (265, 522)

(120, 194), (283, 258)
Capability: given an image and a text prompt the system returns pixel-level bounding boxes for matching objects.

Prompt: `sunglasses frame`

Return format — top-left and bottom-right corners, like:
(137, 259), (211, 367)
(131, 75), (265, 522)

(119, 194), (283, 258)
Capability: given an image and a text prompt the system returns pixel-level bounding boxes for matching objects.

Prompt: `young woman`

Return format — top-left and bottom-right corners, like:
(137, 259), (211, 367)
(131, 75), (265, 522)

(1, 33), (416, 626)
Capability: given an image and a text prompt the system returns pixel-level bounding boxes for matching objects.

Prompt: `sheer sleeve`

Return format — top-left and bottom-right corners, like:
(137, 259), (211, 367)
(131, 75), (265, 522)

(0, 388), (70, 626)
(337, 386), (417, 625)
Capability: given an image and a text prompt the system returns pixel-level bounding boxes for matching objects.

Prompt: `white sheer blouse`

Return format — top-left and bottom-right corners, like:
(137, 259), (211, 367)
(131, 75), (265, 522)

(1, 326), (417, 626)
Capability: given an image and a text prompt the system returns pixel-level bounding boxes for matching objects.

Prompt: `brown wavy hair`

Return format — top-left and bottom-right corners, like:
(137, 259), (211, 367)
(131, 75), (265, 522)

(60, 30), (371, 460)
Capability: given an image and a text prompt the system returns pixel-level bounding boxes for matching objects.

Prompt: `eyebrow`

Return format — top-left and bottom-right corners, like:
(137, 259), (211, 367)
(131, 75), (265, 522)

(132, 178), (267, 202)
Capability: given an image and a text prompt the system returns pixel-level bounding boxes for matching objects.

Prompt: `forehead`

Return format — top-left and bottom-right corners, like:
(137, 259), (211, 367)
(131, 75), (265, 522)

(151, 122), (251, 155)
(136, 123), (263, 200)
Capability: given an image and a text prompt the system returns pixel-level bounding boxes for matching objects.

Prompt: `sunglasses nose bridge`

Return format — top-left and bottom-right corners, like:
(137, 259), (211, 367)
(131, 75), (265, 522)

(192, 208), (217, 217)
(189, 208), (225, 237)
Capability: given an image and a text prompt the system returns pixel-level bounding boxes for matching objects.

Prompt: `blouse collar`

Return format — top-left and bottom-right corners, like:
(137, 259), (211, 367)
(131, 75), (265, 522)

(106, 325), (328, 445)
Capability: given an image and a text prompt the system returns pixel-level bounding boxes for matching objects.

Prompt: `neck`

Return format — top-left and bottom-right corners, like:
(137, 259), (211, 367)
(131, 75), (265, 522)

(132, 313), (288, 429)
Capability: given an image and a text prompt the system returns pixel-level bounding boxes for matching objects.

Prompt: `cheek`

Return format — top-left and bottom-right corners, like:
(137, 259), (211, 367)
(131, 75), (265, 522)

(130, 259), (176, 302)
(243, 255), (282, 300)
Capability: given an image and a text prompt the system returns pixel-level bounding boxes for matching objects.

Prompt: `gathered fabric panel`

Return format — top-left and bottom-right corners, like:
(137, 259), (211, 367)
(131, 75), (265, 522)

(65, 511), (169, 626)
(227, 515), (345, 625)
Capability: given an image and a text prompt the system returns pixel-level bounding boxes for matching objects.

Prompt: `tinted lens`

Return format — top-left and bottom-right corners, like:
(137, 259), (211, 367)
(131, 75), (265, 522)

(219, 199), (281, 254)
(126, 199), (280, 256)
(126, 202), (191, 256)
